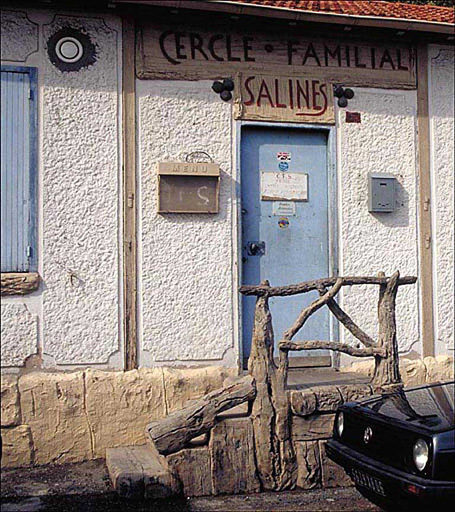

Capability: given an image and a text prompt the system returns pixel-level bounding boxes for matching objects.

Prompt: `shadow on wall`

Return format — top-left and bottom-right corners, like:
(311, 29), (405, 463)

(370, 179), (410, 228)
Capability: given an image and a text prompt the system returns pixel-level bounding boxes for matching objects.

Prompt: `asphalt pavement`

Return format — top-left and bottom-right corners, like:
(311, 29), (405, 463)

(1, 459), (381, 512)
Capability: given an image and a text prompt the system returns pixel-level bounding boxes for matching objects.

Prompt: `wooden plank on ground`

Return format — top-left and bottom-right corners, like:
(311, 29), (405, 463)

(106, 445), (180, 499)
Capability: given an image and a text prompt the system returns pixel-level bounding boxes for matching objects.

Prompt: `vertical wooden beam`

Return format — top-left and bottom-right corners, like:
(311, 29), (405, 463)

(122, 16), (138, 370)
(417, 44), (435, 358)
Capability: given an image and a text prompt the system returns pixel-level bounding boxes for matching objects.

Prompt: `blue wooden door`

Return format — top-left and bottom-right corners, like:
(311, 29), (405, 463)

(241, 126), (332, 362)
(1, 66), (37, 272)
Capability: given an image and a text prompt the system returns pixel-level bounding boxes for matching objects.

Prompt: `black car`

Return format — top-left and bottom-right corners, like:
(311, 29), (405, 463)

(326, 381), (455, 511)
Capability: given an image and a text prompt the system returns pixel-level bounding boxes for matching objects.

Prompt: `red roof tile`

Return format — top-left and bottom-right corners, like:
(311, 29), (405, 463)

(222, 1), (455, 24)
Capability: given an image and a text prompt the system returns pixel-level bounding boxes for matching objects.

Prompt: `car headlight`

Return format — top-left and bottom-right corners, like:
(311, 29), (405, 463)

(336, 411), (344, 437)
(413, 439), (429, 472)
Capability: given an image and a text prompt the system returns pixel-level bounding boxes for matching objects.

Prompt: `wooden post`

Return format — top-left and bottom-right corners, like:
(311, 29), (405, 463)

(372, 271), (402, 390)
(122, 15), (138, 370)
(248, 281), (296, 491)
(417, 43), (435, 358)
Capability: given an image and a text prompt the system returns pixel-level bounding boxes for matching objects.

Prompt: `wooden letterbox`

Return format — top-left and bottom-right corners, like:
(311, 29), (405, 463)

(157, 162), (220, 214)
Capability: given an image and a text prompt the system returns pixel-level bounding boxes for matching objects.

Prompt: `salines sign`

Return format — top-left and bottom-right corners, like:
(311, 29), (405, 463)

(137, 22), (416, 89)
(234, 74), (334, 124)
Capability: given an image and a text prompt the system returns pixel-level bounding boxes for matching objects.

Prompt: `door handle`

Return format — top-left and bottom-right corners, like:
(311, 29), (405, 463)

(247, 241), (265, 256)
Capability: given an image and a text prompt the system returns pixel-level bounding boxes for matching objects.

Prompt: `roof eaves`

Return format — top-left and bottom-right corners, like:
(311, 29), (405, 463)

(113, 1), (455, 34)
(212, 0), (455, 29)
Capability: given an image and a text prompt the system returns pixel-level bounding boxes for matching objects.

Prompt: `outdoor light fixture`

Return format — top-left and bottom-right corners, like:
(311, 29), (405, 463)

(47, 28), (96, 72)
(334, 85), (355, 108)
(212, 79), (234, 101)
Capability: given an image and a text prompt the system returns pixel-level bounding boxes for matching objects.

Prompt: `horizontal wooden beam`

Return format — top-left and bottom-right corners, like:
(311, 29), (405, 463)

(279, 340), (386, 358)
(1, 273), (40, 296)
(240, 275), (417, 297)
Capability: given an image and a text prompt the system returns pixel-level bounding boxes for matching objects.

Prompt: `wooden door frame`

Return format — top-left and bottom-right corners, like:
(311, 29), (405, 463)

(122, 15), (138, 370)
(417, 44), (435, 357)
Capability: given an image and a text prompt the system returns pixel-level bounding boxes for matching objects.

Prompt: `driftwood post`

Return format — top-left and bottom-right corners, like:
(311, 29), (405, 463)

(248, 281), (297, 491)
(372, 271), (403, 391)
(145, 271), (415, 498)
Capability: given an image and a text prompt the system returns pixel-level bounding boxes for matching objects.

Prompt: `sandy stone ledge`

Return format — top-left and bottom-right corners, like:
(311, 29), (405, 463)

(1, 366), (236, 468)
(342, 355), (454, 385)
(1, 357), (452, 469)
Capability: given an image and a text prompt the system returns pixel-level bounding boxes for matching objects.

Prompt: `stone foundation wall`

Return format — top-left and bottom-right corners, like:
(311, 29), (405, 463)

(1, 367), (236, 468)
(341, 355), (454, 386)
(1, 357), (453, 471)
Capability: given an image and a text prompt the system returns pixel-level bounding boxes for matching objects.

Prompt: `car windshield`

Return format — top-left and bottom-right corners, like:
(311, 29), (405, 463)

(365, 382), (454, 431)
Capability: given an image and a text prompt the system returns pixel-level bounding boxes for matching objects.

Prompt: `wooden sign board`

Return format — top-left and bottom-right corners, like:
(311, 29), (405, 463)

(158, 162), (220, 176)
(234, 74), (334, 124)
(157, 162), (220, 213)
(137, 21), (416, 89)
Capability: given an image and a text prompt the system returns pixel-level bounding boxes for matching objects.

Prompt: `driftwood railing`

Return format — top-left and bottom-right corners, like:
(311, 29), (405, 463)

(238, 270), (417, 489)
(148, 271), (417, 493)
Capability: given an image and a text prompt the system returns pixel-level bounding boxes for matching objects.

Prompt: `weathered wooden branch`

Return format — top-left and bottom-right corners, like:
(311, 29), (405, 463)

(372, 271), (403, 391)
(248, 282), (297, 491)
(283, 278), (343, 341)
(317, 287), (376, 348)
(1, 272), (40, 296)
(146, 375), (256, 455)
(240, 275), (417, 297)
(279, 340), (386, 358)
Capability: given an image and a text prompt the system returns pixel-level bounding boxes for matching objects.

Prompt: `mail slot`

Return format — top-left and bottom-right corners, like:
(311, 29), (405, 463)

(157, 162), (220, 214)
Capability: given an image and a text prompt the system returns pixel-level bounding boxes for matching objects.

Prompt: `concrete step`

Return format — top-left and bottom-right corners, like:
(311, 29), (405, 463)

(106, 444), (180, 499)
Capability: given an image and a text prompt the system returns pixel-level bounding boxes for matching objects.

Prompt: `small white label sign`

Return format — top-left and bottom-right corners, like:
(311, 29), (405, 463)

(272, 201), (296, 216)
(261, 172), (308, 201)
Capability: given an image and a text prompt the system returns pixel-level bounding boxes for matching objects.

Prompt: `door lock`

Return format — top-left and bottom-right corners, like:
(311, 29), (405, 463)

(247, 241), (265, 256)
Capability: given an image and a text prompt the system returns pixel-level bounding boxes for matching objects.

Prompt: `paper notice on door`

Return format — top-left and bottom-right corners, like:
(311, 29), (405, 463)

(261, 172), (308, 201)
(272, 201), (296, 216)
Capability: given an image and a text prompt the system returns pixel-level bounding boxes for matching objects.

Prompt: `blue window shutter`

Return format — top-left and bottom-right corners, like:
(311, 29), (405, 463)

(1, 66), (38, 272)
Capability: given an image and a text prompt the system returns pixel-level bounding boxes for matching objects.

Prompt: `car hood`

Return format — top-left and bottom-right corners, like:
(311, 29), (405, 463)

(357, 381), (455, 434)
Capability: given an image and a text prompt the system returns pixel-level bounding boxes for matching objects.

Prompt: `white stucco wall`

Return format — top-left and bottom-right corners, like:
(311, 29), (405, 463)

(137, 80), (237, 367)
(336, 88), (420, 356)
(429, 45), (455, 355)
(1, 9), (452, 373)
(1, 8), (122, 369)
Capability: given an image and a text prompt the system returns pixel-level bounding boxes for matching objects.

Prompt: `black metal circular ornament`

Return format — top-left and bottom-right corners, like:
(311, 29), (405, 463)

(47, 28), (96, 72)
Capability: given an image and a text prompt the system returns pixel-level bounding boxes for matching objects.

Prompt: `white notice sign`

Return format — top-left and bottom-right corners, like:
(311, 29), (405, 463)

(272, 202), (296, 216)
(261, 172), (308, 202)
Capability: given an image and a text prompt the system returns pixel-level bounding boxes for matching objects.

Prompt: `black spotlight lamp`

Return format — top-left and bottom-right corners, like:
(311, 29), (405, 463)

(337, 97), (348, 108)
(334, 86), (345, 98)
(212, 78), (234, 101)
(334, 85), (355, 108)
(220, 90), (233, 102)
(222, 78), (234, 92)
(212, 81), (224, 94)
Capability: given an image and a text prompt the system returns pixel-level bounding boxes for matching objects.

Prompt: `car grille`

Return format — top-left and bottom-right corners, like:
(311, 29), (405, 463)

(341, 410), (422, 475)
